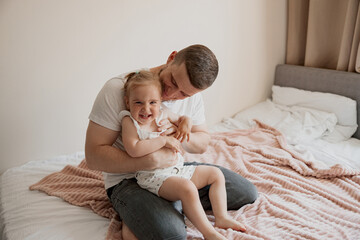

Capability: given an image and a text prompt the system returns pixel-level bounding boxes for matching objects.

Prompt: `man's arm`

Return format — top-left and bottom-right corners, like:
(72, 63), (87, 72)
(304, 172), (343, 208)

(85, 120), (177, 173)
(181, 123), (210, 153)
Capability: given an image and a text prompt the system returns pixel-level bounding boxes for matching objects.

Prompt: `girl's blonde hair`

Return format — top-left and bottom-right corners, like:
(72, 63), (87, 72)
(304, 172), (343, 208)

(124, 70), (162, 97)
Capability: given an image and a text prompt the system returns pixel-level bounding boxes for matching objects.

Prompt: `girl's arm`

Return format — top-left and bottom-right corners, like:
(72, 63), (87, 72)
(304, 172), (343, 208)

(122, 116), (182, 158)
(85, 120), (179, 173)
(175, 116), (192, 142)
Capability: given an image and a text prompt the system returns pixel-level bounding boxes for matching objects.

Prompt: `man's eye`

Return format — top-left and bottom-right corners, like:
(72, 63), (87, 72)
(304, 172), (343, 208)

(171, 78), (177, 87)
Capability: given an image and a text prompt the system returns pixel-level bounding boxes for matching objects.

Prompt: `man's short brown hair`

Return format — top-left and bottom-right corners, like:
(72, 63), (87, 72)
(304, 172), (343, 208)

(172, 44), (219, 90)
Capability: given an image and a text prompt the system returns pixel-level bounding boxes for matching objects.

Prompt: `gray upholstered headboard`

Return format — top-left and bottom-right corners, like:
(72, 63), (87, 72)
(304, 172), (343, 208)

(274, 64), (360, 140)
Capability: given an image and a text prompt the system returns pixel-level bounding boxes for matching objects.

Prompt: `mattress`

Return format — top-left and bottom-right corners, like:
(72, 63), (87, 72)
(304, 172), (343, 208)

(1, 113), (359, 239)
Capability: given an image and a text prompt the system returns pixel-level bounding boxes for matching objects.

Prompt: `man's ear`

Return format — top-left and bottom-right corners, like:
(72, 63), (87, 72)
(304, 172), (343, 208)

(166, 51), (177, 64)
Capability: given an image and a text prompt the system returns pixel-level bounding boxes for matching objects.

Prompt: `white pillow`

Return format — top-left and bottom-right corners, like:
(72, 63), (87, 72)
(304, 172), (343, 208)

(234, 99), (337, 143)
(234, 99), (288, 127)
(272, 85), (358, 142)
(274, 104), (337, 143)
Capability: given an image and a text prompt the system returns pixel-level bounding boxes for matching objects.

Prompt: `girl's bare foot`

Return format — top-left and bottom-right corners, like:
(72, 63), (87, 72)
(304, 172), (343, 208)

(215, 216), (246, 232)
(204, 230), (227, 240)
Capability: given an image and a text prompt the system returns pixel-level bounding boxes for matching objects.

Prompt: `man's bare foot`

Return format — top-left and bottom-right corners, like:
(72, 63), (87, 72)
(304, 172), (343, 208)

(215, 216), (246, 232)
(122, 223), (138, 240)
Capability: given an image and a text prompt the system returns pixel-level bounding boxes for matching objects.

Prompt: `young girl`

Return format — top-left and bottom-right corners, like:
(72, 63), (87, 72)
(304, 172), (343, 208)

(121, 70), (246, 240)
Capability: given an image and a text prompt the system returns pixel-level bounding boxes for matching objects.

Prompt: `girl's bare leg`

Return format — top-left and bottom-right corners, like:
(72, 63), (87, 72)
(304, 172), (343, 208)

(159, 177), (226, 240)
(190, 166), (247, 232)
(122, 223), (138, 240)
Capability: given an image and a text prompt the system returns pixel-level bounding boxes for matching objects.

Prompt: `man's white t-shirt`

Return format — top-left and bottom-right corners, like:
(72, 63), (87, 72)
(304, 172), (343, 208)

(89, 69), (206, 189)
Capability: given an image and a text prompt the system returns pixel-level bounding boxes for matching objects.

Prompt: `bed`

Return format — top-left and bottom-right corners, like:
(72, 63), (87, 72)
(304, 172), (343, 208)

(1, 64), (360, 240)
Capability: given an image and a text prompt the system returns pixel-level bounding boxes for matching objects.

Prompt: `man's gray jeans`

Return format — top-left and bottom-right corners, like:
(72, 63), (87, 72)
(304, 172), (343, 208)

(107, 161), (258, 240)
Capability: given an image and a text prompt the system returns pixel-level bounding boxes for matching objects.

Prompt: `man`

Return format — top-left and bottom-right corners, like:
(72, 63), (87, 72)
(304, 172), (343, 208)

(85, 44), (257, 240)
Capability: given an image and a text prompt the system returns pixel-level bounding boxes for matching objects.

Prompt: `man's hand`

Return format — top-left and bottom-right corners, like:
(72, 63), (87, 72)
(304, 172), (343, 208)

(144, 148), (179, 169)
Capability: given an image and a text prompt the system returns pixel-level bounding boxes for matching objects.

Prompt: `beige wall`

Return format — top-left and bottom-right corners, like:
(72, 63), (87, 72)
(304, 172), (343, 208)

(0, 0), (287, 173)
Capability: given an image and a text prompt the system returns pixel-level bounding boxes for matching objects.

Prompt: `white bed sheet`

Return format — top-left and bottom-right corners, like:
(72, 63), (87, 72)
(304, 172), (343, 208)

(0, 152), (109, 240)
(1, 101), (359, 240)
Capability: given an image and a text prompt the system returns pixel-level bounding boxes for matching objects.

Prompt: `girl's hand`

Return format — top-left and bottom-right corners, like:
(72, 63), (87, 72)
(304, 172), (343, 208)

(174, 116), (192, 143)
(164, 136), (183, 154)
(158, 119), (177, 136)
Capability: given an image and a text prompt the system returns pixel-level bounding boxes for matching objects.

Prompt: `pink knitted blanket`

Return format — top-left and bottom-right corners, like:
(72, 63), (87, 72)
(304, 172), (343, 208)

(29, 159), (122, 239)
(30, 121), (360, 239)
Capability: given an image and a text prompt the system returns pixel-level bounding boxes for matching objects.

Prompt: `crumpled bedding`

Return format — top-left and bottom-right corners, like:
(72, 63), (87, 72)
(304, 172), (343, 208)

(29, 121), (360, 239)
